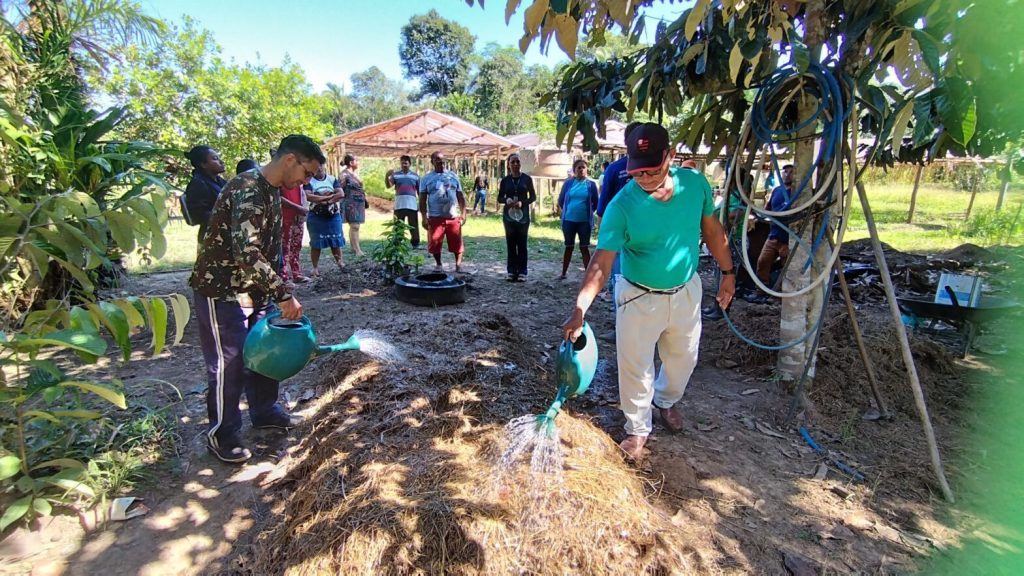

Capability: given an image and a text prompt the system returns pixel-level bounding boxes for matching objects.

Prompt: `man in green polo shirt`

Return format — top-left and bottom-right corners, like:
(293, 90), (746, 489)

(562, 123), (736, 461)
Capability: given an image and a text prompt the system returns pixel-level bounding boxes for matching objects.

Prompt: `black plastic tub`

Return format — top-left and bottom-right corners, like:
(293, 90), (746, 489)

(395, 273), (466, 307)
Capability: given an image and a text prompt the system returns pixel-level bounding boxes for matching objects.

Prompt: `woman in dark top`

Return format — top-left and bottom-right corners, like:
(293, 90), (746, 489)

(496, 153), (537, 282)
(183, 145), (227, 243)
(340, 154), (369, 258)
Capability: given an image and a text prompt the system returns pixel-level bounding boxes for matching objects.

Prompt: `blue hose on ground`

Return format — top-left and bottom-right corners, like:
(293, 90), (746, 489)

(800, 426), (866, 482)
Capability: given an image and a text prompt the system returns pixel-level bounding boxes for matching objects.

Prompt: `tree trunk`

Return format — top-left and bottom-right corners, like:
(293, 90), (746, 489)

(907, 163), (924, 223)
(777, 0), (827, 386)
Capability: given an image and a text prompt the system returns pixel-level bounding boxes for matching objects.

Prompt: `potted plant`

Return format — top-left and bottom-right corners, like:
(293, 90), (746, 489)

(371, 218), (414, 283)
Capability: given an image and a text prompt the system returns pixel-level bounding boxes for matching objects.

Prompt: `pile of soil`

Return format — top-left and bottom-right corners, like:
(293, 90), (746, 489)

(699, 282), (968, 500)
(244, 311), (697, 575)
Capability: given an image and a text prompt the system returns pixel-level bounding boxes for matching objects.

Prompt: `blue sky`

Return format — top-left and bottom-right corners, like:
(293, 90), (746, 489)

(140, 0), (687, 93)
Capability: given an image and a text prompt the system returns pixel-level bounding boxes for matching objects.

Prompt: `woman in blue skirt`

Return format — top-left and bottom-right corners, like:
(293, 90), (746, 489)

(305, 165), (346, 276)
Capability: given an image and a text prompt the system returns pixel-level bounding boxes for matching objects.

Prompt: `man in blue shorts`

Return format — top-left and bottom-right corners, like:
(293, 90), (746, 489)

(562, 123), (735, 461)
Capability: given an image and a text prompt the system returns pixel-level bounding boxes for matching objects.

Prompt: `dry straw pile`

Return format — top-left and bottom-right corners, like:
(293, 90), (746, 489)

(247, 314), (695, 575)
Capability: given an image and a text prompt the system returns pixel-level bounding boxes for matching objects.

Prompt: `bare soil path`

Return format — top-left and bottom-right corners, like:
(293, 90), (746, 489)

(2, 242), (997, 575)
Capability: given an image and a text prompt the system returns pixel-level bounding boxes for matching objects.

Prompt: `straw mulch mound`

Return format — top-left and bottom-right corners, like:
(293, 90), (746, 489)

(244, 312), (698, 575)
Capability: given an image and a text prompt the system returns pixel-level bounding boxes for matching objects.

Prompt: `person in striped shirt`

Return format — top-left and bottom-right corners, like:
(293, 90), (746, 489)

(386, 155), (421, 248)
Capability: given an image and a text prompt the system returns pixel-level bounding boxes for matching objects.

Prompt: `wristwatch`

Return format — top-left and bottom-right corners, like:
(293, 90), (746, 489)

(721, 267), (736, 275)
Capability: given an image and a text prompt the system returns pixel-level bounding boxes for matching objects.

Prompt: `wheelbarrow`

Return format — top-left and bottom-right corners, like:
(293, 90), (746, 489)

(897, 292), (1019, 357)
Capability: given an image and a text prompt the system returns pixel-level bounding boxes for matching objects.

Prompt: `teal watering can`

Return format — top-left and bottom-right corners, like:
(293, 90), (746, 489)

(537, 322), (599, 432)
(243, 311), (360, 381)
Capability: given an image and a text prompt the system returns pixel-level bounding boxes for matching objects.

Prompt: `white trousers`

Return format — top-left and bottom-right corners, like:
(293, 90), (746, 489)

(614, 274), (702, 436)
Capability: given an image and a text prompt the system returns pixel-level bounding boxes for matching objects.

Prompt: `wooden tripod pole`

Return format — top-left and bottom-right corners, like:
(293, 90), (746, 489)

(856, 181), (954, 503)
(833, 255), (891, 419)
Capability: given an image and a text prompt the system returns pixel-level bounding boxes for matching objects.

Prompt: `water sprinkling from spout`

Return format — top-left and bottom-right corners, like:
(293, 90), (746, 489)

(353, 329), (405, 364)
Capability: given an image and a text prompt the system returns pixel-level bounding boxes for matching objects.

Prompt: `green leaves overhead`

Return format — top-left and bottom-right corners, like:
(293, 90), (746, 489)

(935, 77), (977, 146)
(503, 0), (1006, 163)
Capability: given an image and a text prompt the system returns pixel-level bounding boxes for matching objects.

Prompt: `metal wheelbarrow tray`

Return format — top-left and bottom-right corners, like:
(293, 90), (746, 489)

(896, 296), (1019, 357)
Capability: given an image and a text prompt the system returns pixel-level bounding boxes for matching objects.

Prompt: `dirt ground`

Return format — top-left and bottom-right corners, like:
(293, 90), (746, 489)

(0, 234), (1013, 575)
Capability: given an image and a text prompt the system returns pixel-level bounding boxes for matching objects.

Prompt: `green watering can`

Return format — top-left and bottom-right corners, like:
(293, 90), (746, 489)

(537, 322), (599, 433)
(243, 311), (360, 381)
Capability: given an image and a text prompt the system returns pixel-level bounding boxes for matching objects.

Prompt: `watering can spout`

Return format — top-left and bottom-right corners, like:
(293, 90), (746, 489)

(318, 333), (361, 355)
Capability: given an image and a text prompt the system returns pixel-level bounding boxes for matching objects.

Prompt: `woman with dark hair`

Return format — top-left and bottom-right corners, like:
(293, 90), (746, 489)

(556, 159), (600, 280)
(304, 165), (345, 277)
(183, 145), (227, 242)
(472, 174), (489, 214)
(340, 154), (368, 257)
(496, 153), (536, 281)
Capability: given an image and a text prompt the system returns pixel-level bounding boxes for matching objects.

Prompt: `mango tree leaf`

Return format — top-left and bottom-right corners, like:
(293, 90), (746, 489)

(48, 252), (95, 292)
(0, 495), (32, 531)
(112, 299), (146, 330)
(0, 455), (22, 480)
(504, 0), (521, 24)
(169, 294), (191, 346)
(149, 227), (167, 259)
(31, 458), (86, 471)
(98, 301), (131, 360)
(729, 42), (744, 85)
(890, 97), (916, 151)
(51, 410), (103, 419)
(524, 0), (548, 33)
(552, 14), (578, 61)
(0, 237), (15, 260)
(23, 243), (50, 281)
(32, 498), (52, 517)
(34, 227), (82, 266)
(24, 410), (60, 423)
(912, 94), (936, 147)
(56, 222), (106, 260)
(42, 387), (64, 403)
(19, 330), (107, 357)
(145, 297), (168, 357)
(69, 307), (99, 334)
(44, 469), (95, 498)
(911, 29), (941, 77)
(59, 380), (127, 409)
(685, 0), (708, 41)
(105, 211), (137, 253)
(935, 76), (976, 146)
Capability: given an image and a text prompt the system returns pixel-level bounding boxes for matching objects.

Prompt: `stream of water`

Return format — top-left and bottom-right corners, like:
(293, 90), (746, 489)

(353, 329), (405, 363)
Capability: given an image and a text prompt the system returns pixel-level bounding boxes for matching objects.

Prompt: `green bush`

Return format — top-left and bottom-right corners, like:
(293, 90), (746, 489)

(358, 158), (395, 201)
(948, 207), (1024, 245)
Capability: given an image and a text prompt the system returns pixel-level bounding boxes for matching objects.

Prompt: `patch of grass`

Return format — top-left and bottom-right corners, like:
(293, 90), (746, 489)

(82, 406), (180, 501)
(126, 218), (198, 273)
(130, 211), (574, 274)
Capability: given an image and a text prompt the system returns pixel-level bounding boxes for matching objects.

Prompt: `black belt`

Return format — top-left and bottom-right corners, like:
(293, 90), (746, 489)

(624, 278), (686, 295)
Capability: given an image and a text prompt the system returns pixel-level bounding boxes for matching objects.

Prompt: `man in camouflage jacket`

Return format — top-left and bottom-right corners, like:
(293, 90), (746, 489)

(189, 135), (325, 463)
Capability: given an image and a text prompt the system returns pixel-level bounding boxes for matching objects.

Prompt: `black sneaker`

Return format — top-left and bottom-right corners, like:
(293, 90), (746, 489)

(252, 411), (303, 431)
(740, 291), (770, 304)
(207, 435), (252, 464)
(702, 305), (724, 321)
